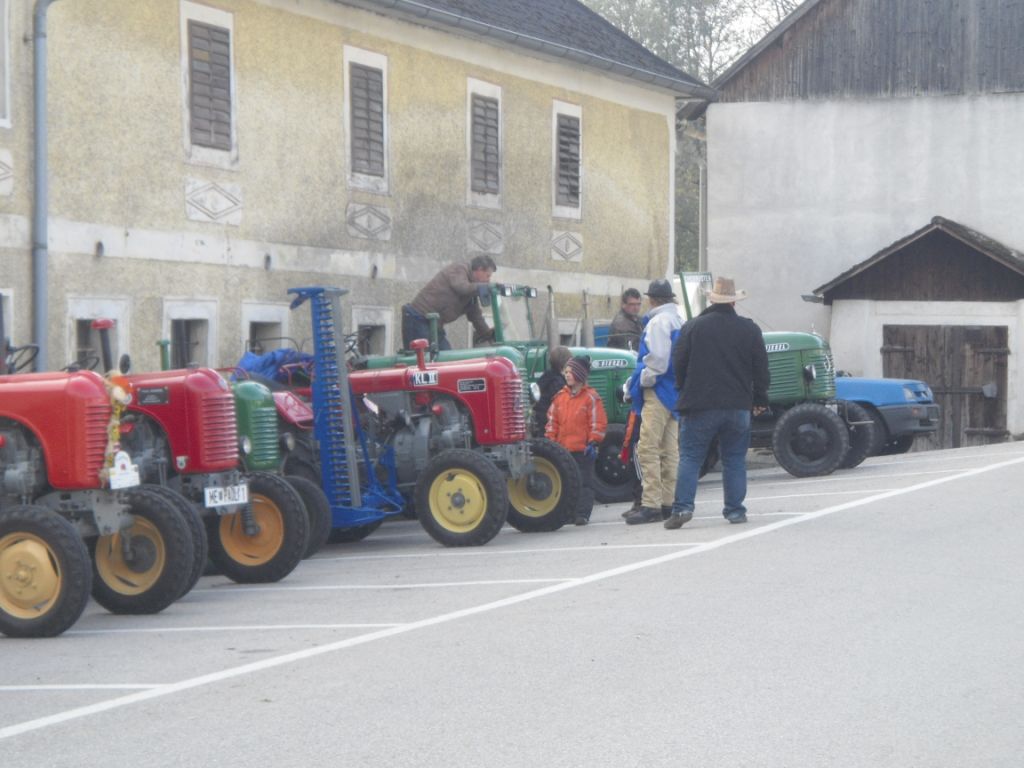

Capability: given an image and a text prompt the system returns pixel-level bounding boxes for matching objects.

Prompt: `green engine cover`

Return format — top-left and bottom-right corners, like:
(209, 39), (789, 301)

(763, 331), (836, 406)
(233, 379), (281, 471)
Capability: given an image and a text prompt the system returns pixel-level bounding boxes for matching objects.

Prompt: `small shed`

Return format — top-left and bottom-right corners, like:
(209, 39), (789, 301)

(815, 217), (1024, 448)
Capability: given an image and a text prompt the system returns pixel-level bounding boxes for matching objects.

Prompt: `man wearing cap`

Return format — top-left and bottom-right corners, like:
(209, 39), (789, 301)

(664, 276), (770, 528)
(623, 278), (684, 525)
(402, 255), (497, 351)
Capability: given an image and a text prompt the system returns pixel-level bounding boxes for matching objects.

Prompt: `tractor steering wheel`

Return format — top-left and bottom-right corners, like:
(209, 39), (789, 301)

(5, 344), (40, 373)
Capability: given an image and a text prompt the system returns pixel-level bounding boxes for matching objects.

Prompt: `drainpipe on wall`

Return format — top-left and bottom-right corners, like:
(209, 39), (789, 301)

(32, 0), (60, 371)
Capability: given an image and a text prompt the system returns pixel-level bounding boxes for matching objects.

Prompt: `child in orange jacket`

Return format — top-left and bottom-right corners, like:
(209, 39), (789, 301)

(545, 355), (607, 525)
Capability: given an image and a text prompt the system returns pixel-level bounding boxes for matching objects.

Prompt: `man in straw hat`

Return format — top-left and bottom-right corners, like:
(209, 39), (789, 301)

(664, 276), (770, 528)
(623, 278), (684, 525)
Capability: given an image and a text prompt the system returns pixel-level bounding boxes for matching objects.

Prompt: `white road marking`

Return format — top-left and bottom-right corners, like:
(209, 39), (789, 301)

(0, 685), (159, 692)
(231, 578), (572, 592)
(65, 623), (403, 635)
(2, 454), (1021, 742)
(286, 541), (702, 565)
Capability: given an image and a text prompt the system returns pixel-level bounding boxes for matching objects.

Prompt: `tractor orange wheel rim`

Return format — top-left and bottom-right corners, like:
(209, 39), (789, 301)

(507, 457), (561, 518)
(217, 494), (284, 566)
(94, 518), (167, 596)
(427, 469), (489, 533)
(0, 532), (64, 620)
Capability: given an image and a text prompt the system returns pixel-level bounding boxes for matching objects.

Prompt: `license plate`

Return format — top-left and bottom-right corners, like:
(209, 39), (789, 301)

(204, 483), (249, 508)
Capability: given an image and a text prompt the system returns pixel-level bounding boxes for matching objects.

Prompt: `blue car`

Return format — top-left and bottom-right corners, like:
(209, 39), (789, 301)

(835, 376), (940, 455)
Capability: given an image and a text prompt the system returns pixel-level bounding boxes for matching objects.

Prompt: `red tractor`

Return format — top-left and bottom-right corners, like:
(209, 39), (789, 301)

(0, 367), (195, 637)
(273, 287), (580, 546)
(77, 313), (307, 585)
(108, 363), (308, 584)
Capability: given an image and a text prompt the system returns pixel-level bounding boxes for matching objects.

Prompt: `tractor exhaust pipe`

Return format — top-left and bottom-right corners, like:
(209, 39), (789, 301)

(545, 285), (559, 350)
(580, 289), (595, 347)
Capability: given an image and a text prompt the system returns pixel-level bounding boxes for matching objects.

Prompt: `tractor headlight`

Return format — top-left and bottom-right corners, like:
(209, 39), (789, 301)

(239, 435), (253, 455)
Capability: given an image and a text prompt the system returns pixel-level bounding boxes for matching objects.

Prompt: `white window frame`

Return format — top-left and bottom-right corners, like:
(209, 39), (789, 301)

(163, 297), (218, 367)
(351, 305), (393, 356)
(467, 78), (502, 210)
(241, 301), (291, 352)
(1, 287), (14, 345)
(344, 45), (389, 194)
(180, 1), (238, 170)
(66, 296), (132, 369)
(552, 100), (582, 221)
(0, 0), (10, 129)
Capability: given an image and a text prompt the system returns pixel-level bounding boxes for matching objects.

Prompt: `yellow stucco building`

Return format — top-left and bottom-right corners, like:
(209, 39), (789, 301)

(0, 0), (711, 370)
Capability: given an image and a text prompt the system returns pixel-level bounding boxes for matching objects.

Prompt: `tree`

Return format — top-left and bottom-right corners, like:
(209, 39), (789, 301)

(581, 0), (801, 269)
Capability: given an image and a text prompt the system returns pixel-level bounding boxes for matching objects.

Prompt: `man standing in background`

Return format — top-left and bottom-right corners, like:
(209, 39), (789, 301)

(606, 288), (643, 351)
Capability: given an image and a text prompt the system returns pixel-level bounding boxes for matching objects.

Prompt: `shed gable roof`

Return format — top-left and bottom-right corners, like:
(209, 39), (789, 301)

(714, 0), (1024, 100)
(814, 216), (1024, 302)
(334, 0), (715, 98)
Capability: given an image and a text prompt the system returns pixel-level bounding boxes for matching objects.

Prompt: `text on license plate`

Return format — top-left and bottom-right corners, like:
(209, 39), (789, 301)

(204, 483), (249, 508)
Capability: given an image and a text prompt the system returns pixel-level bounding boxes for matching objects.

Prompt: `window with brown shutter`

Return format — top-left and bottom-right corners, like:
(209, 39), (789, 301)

(556, 114), (580, 208)
(188, 20), (232, 151)
(471, 94), (500, 195)
(350, 63), (385, 177)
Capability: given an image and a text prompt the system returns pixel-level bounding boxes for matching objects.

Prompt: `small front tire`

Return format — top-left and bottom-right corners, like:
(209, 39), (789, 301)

(506, 439), (580, 533)
(415, 449), (507, 547)
(207, 472), (308, 583)
(0, 506), (92, 638)
(91, 486), (194, 615)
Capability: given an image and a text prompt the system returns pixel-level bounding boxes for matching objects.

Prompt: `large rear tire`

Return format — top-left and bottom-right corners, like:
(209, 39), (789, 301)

(208, 471), (308, 583)
(506, 438), (580, 533)
(592, 424), (636, 503)
(91, 486), (194, 615)
(838, 401), (875, 470)
(416, 448), (507, 547)
(771, 403), (850, 478)
(0, 506), (92, 638)
(286, 474), (332, 558)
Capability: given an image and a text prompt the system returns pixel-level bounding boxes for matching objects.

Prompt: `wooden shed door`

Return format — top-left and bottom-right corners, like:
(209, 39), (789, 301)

(881, 325), (1009, 449)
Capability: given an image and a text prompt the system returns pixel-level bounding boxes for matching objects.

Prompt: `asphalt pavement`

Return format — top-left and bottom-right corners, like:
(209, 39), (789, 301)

(2, 441), (1022, 767)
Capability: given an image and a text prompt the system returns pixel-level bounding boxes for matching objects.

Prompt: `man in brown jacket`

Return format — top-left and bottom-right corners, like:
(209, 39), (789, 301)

(402, 255), (496, 350)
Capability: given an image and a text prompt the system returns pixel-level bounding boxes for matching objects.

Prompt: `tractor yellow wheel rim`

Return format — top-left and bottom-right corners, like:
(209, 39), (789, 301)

(217, 494), (284, 566)
(0, 532), (64, 620)
(507, 458), (561, 518)
(427, 468), (489, 533)
(94, 517), (166, 596)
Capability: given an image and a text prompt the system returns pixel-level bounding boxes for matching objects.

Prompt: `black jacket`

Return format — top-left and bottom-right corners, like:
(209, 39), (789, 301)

(672, 303), (770, 412)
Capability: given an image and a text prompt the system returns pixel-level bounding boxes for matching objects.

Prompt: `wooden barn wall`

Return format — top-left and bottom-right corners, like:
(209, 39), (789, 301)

(826, 231), (1024, 302)
(721, 0), (1024, 101)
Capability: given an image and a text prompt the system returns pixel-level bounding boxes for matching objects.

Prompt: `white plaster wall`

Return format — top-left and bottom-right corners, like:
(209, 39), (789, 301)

(706, 93), (1024, 336)
(830, 299), (1024, 435)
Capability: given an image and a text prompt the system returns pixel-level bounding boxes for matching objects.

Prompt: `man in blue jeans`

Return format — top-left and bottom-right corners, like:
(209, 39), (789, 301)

(664, 276), (770, 529)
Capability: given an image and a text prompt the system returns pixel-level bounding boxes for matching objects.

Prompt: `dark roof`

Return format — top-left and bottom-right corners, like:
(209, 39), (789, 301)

(333, 0), (715, 99)
(814, 216), (1024, 296)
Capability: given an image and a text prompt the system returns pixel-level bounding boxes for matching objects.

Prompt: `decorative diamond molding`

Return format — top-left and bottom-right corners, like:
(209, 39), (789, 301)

(346, 203), (393, 241)
(551, 231), (583, 263)
(0, 149), (13, 197)
(185, 179), (243, 225)
(467, 220), (504, 254)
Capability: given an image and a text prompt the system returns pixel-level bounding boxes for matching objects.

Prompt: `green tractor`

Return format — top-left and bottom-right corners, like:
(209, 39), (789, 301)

(361, 283), (638, 502)
(754, 331), (874, 476)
